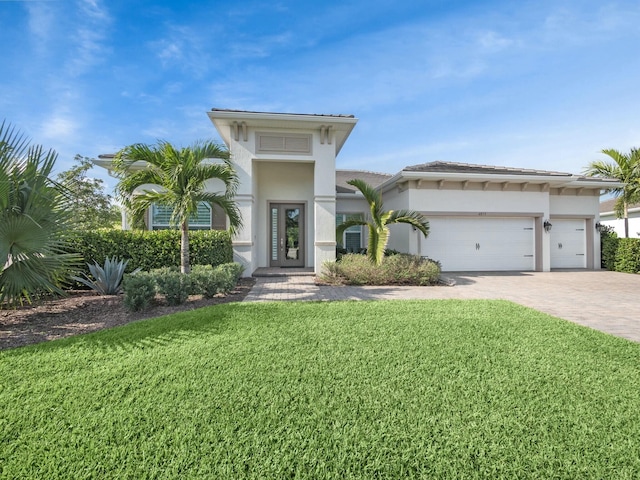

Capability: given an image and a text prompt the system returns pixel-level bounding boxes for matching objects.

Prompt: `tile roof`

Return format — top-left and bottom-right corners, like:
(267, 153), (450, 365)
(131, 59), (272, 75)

(210, 108), (355, 118)
(600, 198), (640, 213)
(336, 169), (393, 193)
(403, 161), (573, 177)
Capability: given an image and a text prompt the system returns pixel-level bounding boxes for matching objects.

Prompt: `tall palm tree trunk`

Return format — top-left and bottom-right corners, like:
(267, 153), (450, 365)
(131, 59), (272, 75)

(624, 201), (629, 238)
(181, 221), (190, 274)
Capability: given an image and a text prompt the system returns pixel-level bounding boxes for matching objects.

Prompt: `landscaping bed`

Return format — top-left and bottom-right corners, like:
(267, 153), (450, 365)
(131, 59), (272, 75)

(0, 278), (255, 350)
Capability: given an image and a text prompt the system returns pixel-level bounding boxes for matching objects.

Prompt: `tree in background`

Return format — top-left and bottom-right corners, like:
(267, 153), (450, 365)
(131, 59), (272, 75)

(336, 178), (430, 265)
(0, 121), (81, 306)
(56, 155), (121, 230)
(584, 148), (640, 238)
(114, 140), (242, 274)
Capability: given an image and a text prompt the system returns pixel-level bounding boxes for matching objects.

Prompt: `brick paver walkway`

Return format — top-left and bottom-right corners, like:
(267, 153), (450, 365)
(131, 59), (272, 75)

(244, 271), (640, 342)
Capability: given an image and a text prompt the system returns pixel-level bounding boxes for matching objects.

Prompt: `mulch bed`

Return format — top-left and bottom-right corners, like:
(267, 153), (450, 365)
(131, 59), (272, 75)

(0, 278), (256, 351)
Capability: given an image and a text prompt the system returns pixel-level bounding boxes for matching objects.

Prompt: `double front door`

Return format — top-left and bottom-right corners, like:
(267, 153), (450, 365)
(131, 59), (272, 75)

(270, 203), (305, 267)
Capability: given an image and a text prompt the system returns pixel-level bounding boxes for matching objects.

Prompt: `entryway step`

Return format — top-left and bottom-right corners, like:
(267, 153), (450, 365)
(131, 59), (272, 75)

(252, 267), (316, 277)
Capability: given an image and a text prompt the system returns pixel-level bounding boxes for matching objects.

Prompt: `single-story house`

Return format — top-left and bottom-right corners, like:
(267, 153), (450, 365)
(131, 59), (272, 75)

(599, 199), (640, 238)
(96, 108), (621, 275)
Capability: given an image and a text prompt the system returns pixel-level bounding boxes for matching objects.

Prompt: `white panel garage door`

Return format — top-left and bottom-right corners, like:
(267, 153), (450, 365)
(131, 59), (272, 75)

(421, 217), (535, 271)
(550, 219), (586, 269)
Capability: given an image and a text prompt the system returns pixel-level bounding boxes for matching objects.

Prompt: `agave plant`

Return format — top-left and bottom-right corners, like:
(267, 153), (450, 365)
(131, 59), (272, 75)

(72, 257), (140, 295)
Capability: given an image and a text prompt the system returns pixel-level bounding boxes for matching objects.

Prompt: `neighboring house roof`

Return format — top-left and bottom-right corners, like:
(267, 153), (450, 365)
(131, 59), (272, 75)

(600, 198), (640, 214)
(336, 169), (393, 193)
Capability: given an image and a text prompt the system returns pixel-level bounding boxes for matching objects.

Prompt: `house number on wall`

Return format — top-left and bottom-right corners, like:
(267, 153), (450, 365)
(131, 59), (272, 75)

(478, 212), (487, 216)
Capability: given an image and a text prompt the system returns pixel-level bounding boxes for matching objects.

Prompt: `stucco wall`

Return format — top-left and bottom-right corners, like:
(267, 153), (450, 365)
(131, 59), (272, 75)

(549, 193), (599, 216)
(408, 188), (549, 215)
(600, 211), (640, 238)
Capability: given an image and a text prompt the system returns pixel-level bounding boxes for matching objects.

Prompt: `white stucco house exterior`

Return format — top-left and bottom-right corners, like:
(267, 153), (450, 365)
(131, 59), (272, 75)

(599, 199), (640, 238)
(97, 108), (621, 275)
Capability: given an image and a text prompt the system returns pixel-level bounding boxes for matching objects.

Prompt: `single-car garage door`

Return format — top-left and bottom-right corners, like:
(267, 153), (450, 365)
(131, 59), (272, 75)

(421, 217), (535, 271)
(550, 219), (586, 269)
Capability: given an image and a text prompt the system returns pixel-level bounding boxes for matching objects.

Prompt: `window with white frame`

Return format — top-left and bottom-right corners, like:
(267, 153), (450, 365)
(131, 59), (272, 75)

(151, 202), (212, 230)
(336, 213), (364, 252)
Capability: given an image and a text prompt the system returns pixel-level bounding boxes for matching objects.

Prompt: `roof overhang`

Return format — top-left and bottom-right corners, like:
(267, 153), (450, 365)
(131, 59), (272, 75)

(207, 109), (358, 155)
(378, 170), (623, 192)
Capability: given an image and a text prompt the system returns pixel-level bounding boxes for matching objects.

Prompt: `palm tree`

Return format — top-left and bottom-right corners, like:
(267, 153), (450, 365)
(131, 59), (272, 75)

(336, 178), (430, 265)
(0, 121), (81, 306)
(584, 148), (640, 238)
(114, 140), (242, 274)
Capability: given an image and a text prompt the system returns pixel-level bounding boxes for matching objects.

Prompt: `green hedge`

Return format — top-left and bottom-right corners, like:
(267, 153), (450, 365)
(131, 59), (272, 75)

(601, 235), (619, 270)
(65, 229), (233, 274)
(601, 234), (640, 273)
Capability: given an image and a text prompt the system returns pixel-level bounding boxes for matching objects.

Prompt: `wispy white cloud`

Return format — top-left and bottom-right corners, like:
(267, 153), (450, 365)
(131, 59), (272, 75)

(25, 1), (56, 54)
(148, 24), (215, 76)
(66, 0), (111, 75)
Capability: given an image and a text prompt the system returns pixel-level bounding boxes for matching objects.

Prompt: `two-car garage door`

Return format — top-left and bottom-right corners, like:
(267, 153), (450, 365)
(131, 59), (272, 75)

(420, 216), (588, 271)
(421, 217), (535, 272)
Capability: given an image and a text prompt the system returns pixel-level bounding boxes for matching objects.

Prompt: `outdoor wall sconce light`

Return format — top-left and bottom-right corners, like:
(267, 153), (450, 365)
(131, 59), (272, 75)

(543, 220), (553, 232)
(595, 222), (603, 232)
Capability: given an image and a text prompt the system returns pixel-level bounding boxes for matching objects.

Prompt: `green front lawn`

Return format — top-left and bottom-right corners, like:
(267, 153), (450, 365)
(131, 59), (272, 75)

(2, 300), (640, 478)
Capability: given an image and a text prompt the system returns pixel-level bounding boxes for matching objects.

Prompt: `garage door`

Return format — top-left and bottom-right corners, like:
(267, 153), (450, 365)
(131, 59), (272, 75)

(550, 219), (586, 269)
(421, 217), (535, 271)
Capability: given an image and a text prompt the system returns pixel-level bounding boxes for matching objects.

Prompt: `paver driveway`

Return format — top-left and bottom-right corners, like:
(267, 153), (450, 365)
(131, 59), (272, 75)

(244, 270), (640, 342)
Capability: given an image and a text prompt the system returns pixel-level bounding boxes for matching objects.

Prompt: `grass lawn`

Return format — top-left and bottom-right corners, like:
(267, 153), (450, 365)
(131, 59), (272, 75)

(2, 300), (640, 479)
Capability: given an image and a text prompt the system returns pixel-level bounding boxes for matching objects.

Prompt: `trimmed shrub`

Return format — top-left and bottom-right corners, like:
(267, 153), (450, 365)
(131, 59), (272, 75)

(614, 238), (640, 273)
(601, 232), (619, 270)
(190, 265), (223, 298)
(214, 263), (241, 294)
(217, 262), (244, 282)
(152, 267), (192, 306)
(122, 272), (156, 312)
(321, 253), (440, 286)
(65, 229), (233, 277)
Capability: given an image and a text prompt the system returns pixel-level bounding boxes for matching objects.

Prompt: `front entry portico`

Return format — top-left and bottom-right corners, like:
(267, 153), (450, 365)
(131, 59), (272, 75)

(207, 109), (358, 277)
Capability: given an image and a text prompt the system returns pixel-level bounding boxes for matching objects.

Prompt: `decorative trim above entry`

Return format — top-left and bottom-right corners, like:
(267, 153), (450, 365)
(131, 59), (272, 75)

(256, 132), (312, 155)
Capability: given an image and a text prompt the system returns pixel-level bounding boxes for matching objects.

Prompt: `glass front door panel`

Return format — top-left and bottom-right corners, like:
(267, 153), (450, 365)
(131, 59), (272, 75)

(285, 208), (300, 260)
(270, 203), (304, 267)
(271, 207), (278, 261)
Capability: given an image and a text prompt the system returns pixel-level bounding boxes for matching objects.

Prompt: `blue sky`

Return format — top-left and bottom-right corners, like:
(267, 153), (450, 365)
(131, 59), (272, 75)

(2, 0), (640, 193)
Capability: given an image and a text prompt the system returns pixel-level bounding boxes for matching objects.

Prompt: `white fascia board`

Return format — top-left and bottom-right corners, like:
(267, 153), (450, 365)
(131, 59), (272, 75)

(566, 179), (624, 189)
(208, 110), (358, 126)
(207, 111), (358, 155)
(378, 171), (623, 192)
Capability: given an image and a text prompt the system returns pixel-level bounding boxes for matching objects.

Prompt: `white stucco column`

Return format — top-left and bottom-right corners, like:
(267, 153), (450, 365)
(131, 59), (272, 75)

(313, 152), (338, 274)
(228, 133), (255, 277)
(314, 195), (337, 274)
(232, 193), (255, 276)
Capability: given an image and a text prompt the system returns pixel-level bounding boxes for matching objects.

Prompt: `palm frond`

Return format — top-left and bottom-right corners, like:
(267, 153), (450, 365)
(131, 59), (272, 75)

(346, 179), (384, 224)
(113, 138), (242, 272)
(386, 210), (430, 237)
(336, 218), (368, 244)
